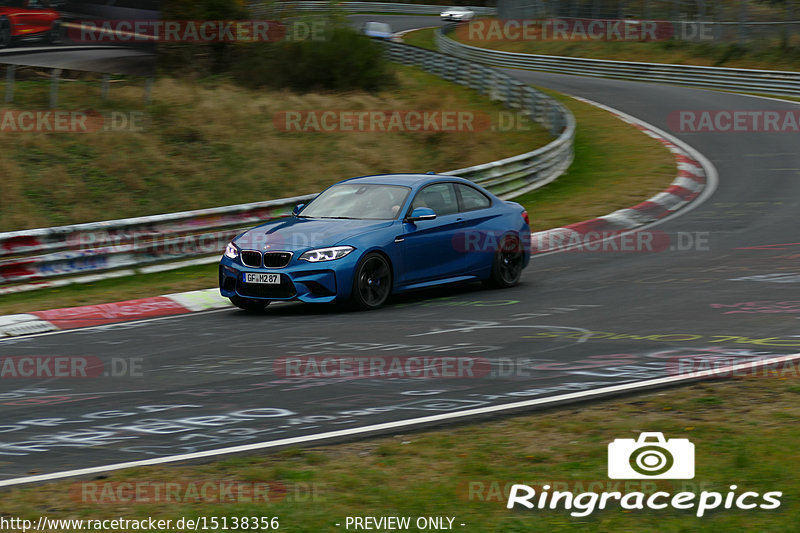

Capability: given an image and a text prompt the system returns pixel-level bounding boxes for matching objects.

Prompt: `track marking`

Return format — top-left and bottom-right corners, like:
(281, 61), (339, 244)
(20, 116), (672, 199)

(1, 353), (797, 488)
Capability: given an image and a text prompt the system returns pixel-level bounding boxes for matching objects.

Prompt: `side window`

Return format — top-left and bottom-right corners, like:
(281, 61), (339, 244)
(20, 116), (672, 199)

(457, 184), (491, 211)
(411, 183), (459, 216)
(28, 0), (44, 8)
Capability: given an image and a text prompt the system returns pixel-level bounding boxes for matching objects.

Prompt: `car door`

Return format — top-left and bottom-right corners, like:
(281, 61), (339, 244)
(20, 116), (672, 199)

(398, 182), (466, 285)
(453, 183), (500, 275)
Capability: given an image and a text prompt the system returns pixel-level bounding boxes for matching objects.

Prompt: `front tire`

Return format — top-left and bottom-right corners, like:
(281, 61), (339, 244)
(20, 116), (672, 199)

(230, 295), (270, 312)
(351, 252), (392, 310)
(0, 19), (11, 49)
(485, 234), (524, 288)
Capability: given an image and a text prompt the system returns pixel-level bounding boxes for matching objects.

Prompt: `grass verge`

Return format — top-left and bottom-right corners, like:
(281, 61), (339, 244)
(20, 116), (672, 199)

(0, 66), (549, 232)
(4, 376), (798, 531)
(402, 27), (439, 50)
(517, 89), (675, 231)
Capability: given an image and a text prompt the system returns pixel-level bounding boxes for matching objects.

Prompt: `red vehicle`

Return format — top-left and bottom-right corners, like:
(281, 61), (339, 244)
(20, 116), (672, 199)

(0, 0), (62, 48)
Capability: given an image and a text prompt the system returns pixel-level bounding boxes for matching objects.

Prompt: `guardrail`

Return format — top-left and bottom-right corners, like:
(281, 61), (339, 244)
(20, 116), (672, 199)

(383, 40), (574, 197)
(0, 39), (573, 293)
(261, 2), (496, 16)
(435, 24), (800, 97)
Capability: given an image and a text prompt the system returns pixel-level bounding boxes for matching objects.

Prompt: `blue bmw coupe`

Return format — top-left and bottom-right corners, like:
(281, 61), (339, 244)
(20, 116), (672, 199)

(219, 174), (531, 310)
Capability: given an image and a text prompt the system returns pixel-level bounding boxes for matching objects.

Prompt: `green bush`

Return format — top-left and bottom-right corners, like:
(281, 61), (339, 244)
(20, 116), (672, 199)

(230, 27), (396, 92)
(158, 0), (395, 92)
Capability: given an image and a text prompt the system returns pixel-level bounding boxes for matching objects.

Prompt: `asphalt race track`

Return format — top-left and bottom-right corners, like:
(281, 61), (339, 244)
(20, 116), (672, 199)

(0, 45), (154, 75)
(2, 17), (800, 484)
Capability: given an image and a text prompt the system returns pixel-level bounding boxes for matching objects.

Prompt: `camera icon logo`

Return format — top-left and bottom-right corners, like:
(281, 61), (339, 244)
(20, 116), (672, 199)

(608, 432), (695, 479)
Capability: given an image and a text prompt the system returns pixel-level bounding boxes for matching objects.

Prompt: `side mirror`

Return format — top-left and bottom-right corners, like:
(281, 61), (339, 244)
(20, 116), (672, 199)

(406, 207), (437, 223)
(292, 204), (305, 216)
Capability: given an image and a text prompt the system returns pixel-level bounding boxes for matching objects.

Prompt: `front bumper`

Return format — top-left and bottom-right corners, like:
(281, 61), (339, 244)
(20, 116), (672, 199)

(219, 253), (360, 304)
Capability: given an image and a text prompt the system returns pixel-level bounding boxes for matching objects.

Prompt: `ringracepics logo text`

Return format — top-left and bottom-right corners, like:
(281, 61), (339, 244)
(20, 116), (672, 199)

(506, 432), (782, 517)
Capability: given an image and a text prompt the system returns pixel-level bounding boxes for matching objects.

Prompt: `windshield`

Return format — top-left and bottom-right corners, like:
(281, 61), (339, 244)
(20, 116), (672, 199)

(299, 183), (410, 220)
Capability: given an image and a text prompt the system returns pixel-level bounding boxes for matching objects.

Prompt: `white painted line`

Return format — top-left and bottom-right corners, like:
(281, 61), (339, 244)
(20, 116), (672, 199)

(165, 288), (234, 312)
(649, 192), (684, 210)
(672, 177), (704, 192)
(0, 314), (59, 337)
(2, 352), (797, 488)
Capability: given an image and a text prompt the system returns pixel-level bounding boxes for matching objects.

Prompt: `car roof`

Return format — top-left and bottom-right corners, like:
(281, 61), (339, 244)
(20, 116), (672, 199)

(336, 173), (473, 187)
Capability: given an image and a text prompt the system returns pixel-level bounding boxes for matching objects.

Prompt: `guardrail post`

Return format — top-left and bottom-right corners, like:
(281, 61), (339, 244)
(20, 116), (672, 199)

(49, 68), (61, 109)
(144, 77), (153, 104)
(527, 90), (538, 121)
(551, 106), (563, 136)
(738, 0), (749, 44)
(4, 65), (14, 103)
(101, 74), (110, 100)
(482, 67), (493, 96)
(470, 64), (480, 93)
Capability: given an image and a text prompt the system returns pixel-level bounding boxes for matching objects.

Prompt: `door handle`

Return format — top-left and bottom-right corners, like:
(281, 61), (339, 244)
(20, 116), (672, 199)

(394, 236), (405, 243)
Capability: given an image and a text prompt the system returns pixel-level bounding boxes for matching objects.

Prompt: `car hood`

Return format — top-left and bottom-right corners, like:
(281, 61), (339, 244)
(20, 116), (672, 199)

(234, 217), (393, 252)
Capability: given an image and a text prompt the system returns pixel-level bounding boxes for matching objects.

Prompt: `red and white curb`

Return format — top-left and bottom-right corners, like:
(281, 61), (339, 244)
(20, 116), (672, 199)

(0, 99), (716, 339)
(531, 96), (711, 254)
(0, 288), (232, 338)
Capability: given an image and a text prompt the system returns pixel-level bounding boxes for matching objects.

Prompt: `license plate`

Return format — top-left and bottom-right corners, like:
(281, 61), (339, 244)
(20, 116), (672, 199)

(244, 273), (281, 284)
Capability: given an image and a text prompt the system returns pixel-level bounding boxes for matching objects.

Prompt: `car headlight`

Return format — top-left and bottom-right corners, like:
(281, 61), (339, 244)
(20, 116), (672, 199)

(224, 242), (239, 259)
(299, 246), (354, 262)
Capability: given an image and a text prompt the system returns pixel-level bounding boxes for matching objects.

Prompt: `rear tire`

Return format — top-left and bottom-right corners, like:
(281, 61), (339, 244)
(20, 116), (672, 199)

(0, 19), (11, 49)
(230, 295), (270, 312)
(351, 252), (392, 310)
(485, 234), (523, 288)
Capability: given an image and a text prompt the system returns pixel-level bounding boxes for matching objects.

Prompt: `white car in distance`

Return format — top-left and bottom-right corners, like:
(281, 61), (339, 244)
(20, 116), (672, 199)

(440, 7), (475, 21)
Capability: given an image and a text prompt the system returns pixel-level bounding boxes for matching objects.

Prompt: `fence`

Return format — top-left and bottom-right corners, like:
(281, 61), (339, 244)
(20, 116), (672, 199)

(0, 38), (573, 294)
(435, 24), (800, 96)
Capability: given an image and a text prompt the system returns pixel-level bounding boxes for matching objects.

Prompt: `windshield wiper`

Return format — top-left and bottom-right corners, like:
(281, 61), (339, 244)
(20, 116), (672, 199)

(319, 216), (356, 219)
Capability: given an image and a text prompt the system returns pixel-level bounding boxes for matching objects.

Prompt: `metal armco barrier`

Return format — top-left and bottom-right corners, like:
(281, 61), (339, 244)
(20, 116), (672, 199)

(260, 2), (495, 16)
(382, 40), (574, 198)
(435, 24), (800, 97)
(0, 39), (574, 292)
